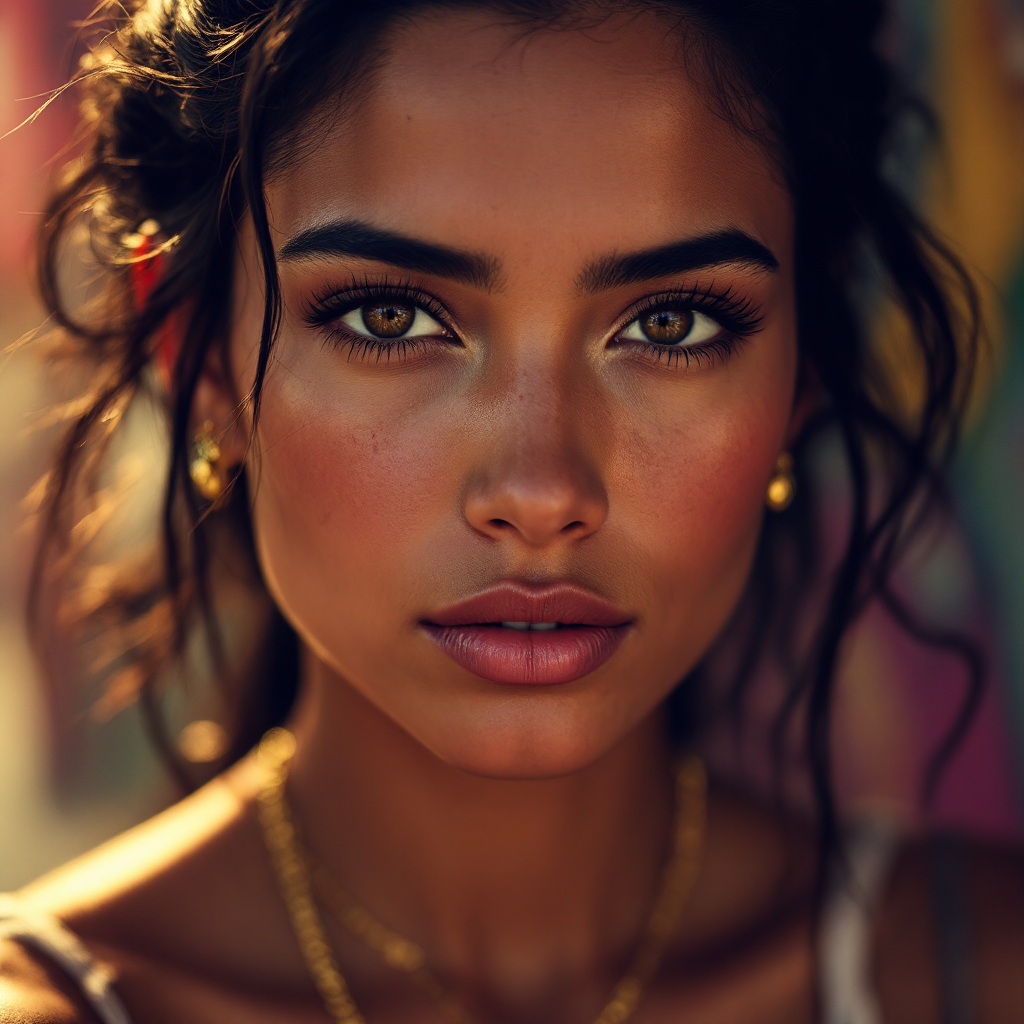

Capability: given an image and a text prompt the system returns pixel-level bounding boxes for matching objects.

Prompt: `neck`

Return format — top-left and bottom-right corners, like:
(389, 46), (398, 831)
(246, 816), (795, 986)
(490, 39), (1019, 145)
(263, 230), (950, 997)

(285, 651), (675, 996)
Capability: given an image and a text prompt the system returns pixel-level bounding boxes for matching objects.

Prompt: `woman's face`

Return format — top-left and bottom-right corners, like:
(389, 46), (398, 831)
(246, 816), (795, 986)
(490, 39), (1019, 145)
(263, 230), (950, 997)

(227, 8), (799, 778)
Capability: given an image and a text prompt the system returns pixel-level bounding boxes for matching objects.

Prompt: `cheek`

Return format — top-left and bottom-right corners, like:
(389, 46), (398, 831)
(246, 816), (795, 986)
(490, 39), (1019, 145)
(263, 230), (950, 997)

(616, 360), (794, 641)
(244, 363), (457, 640)
(626, 422), (767, 605)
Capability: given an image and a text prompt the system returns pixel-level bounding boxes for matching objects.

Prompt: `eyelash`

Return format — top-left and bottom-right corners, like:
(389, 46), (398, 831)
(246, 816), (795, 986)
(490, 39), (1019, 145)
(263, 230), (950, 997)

(616, 283), (764, 369)
(302, 277), (456, 361)
(300, 277), (763, 367)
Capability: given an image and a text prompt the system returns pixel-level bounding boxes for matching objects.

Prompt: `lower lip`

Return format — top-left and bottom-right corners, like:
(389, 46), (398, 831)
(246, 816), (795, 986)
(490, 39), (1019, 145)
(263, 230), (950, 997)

(422, 624), (630, 685)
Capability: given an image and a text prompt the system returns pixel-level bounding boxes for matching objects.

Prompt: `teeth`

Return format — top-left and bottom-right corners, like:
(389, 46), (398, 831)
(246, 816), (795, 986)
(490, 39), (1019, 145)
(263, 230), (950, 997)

(500, 621), (559, 631)
(531, 622), (558, 631)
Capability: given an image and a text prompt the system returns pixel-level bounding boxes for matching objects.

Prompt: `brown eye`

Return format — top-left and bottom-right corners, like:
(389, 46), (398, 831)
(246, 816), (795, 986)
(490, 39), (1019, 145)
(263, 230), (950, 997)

(338, 297), (448, 343)
(640, 309), (694, 345)
(361, 302), (415, 338)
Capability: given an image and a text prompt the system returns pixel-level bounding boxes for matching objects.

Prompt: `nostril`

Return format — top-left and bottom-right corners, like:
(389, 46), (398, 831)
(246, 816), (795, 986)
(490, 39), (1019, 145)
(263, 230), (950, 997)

(489, 518), (513, 529)
(562, 521), (584, 532)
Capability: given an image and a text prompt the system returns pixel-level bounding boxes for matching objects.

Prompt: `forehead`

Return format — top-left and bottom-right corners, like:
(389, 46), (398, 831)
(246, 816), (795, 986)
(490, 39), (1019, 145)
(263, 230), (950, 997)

(269, 8), (791, 262)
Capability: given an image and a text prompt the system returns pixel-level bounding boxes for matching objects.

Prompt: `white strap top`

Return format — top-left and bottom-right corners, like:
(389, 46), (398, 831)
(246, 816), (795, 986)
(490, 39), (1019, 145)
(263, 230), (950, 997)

(0, 821), (954, 1024)
(0, 894), (132, 1024)
(818, 818), (902, 1024)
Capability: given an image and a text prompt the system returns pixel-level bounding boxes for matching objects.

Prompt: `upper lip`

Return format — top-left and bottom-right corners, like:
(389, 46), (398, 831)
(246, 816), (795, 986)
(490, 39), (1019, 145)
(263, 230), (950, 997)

(424, 582), (632, 627)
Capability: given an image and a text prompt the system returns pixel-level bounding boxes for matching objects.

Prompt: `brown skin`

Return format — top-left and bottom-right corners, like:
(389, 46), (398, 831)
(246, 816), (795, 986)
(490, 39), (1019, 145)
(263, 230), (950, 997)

(2, 10), (1022, 1024)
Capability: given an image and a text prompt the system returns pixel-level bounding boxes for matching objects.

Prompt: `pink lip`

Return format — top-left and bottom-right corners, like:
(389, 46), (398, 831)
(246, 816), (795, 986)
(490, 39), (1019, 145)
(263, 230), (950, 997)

(422, 582), (633, 686)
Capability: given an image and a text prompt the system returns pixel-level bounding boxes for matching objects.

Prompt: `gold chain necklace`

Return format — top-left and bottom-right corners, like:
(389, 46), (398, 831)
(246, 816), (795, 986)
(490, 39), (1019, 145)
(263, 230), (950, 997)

(256, 728), (706, 1024)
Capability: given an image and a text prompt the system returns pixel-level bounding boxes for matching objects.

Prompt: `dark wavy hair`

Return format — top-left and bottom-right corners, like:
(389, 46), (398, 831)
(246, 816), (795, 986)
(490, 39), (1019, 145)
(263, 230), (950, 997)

(31, 0), (982, 860)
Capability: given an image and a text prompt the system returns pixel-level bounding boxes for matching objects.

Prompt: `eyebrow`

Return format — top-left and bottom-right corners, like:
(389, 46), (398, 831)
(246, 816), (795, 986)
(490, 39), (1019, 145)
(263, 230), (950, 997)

(577, 229), (779, 293)
(277, 220), (499, 291)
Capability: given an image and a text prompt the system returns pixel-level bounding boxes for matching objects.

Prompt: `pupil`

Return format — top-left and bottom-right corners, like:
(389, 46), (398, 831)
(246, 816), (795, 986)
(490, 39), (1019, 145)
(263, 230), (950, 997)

(642, 309), (693, 345)
(362, 302), (414, 338)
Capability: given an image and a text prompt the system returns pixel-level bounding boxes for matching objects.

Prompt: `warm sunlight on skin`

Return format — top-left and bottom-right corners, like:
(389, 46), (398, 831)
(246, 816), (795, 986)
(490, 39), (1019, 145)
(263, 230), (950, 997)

(7, 7), (1023, 1024)
(218, 8), (799, 779)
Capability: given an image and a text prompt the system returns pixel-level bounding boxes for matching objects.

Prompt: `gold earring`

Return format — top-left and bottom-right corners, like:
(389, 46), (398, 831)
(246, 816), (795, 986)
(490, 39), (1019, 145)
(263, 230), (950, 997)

(766, 451), (796, 512)
(190, 421), (227, 502)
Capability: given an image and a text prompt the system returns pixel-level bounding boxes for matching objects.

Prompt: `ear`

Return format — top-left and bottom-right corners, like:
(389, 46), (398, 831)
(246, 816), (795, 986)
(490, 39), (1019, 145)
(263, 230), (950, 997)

(188, 348), (249, 469)
(784, 361), (820, 448)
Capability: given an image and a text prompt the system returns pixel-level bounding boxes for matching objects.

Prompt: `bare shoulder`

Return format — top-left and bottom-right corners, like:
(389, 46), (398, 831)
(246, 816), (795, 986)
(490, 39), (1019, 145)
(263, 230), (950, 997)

(6, 758), (309, 1023)
(17, 762), (257, 924)
(875, 831), (1024, 1024)
(0, 767), (258, 1024)
(0, 937), (100, 1024)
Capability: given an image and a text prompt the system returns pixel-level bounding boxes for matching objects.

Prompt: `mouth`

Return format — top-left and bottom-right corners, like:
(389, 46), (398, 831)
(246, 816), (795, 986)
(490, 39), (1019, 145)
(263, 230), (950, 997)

(421, 582), (633, 686)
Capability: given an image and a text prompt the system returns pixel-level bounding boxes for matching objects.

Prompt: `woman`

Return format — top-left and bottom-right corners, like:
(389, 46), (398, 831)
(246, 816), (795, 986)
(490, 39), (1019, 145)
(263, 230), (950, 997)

(1, 0), (1021, 1021)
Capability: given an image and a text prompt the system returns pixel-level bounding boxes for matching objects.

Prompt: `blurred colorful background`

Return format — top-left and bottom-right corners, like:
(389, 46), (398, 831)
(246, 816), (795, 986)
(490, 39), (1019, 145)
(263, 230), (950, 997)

(1, 0), (1022, 891)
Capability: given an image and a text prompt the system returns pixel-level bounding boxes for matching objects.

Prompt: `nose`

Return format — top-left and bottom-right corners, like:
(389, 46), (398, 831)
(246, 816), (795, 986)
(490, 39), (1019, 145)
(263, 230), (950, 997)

(464, 396), (609, 548)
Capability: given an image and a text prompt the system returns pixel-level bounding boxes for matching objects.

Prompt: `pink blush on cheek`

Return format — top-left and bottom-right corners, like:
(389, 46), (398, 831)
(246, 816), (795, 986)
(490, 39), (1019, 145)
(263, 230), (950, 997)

(624, 419), (783, 628)
(265, 425), (434, 541)
(246, 387), (457, 641)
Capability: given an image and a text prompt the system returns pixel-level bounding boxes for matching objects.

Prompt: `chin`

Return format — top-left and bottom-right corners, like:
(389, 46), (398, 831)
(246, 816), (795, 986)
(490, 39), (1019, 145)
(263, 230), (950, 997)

(418, 699), (634, 781)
